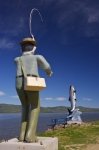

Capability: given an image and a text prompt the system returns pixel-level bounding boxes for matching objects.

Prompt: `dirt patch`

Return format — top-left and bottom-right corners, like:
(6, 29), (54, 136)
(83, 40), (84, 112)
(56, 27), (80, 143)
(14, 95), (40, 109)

(85, 144), (99, 150)
(63, 144), (99, 150)
(64, 144), (86, 150)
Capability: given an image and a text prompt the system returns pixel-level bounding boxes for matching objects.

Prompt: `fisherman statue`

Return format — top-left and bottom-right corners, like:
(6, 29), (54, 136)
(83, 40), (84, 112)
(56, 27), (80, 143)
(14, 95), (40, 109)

(14, 37), (53, 142)
(67, 85), (82, 124)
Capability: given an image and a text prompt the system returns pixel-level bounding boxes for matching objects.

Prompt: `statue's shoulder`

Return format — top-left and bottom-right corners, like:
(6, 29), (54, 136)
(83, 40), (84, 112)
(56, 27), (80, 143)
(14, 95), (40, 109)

(35, 54), (44, 59)
(14, 56), (20, 62)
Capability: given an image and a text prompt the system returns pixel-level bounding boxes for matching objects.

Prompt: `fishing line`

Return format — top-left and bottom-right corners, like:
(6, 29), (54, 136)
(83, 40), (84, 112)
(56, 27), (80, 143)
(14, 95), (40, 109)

(29, 8), (43, 39)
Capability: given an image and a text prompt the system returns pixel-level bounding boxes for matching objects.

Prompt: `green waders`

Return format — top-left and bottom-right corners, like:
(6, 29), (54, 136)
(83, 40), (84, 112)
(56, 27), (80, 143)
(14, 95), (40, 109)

(16, 88), (40, 142)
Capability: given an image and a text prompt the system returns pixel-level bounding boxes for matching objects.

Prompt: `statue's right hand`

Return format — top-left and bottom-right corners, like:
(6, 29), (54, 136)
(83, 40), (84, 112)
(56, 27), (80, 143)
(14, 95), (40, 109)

(46, 69), (53, 77)
(48, 71), (53, 77)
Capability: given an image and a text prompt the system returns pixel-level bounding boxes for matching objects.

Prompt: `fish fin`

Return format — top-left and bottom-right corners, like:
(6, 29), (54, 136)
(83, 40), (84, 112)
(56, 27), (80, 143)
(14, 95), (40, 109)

(68, 108), (73, 115)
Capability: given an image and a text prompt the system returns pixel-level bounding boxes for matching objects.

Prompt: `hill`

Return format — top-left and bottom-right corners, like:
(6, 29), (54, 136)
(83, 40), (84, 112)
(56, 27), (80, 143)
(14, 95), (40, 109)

(0, 104), (21, 113)
(0, 104), (99, 113)
(41, 106), (99, 113)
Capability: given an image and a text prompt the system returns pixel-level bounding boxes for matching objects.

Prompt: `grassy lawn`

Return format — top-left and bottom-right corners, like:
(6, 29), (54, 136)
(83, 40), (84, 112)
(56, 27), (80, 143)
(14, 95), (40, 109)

(39, 121), (99, 150)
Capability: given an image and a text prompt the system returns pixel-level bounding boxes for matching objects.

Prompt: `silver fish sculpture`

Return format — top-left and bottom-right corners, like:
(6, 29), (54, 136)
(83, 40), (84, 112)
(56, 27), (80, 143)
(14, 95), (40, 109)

(68, 85), (76, 113)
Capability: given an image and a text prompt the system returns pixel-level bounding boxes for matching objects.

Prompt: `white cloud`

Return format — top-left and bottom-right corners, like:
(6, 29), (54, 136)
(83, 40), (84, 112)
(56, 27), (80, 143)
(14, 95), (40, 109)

(44, 97), (66, 101)
(0, 91), (5, 96)
(56, 1), (99, 25)
(0, 38), (15, 49)
(11, 95), (19, 99)
(18, 17), (25, 29)
(82, 97), (92, 101)
(47, 0), (99, 38)
(56, 97), (66, 101)
(85, 7), (99, 23)
(1, 16), (26, 37)
(44, 97), (53, 100)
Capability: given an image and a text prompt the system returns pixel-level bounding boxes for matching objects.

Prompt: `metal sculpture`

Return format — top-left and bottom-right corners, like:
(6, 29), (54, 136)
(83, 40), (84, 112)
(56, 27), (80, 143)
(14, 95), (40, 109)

(67, 85), (82, 124)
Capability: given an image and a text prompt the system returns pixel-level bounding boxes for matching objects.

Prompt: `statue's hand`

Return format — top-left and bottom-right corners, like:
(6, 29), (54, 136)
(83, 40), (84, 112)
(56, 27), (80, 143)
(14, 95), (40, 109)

(49, 71), (53, 77)
(46, 69), (53, 77)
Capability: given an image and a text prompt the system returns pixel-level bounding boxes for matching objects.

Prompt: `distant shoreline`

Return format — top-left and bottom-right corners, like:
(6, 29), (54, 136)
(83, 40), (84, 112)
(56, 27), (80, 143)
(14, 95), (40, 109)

(0, 104), (99, 113)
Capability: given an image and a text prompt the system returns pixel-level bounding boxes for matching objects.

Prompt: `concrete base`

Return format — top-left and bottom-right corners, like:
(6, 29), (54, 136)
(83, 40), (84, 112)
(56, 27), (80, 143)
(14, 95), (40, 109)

(0, 137), (58, 150)
(67, 120), (82, 125)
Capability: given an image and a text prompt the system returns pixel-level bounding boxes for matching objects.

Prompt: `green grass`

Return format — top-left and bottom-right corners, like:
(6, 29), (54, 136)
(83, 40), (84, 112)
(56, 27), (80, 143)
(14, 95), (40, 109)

(39, 121), (99, 150)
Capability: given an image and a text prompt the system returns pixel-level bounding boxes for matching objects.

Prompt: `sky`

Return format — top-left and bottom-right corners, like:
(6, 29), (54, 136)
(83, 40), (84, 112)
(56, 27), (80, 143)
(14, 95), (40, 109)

(0, 0), (99, 108)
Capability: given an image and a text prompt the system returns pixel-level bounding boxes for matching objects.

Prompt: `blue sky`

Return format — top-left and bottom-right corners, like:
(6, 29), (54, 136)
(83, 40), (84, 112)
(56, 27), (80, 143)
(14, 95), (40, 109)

(0, 0), (99, 108)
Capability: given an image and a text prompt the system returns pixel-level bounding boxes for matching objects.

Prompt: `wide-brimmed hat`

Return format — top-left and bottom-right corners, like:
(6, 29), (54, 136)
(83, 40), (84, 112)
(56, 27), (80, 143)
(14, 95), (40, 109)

(20, 37), (36, 46)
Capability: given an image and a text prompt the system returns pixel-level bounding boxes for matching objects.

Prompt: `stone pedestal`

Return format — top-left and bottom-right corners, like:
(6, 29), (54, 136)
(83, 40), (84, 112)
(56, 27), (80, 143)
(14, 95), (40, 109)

(0, 137), (58, 150)
(67, 109), (82, 124)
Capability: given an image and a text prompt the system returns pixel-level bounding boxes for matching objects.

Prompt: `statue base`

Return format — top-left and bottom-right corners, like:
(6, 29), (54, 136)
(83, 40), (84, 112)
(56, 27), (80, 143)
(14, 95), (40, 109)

(0, 137), (58, 150)
(67, 109), (82, 125)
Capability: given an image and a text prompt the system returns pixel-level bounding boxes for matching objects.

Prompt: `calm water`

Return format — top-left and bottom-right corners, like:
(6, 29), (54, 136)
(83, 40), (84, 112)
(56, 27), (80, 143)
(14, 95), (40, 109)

(0, 112), (99, 140)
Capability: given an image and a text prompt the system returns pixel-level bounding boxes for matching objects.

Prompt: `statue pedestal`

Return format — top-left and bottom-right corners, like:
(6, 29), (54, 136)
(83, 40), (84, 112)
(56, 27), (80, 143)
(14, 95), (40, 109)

(0, 137), (58, 150)
(67, 109), (82, 125)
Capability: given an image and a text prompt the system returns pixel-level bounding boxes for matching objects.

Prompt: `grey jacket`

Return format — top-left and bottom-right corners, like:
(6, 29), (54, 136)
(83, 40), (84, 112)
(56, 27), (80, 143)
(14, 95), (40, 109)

(15, 53), (52, 89)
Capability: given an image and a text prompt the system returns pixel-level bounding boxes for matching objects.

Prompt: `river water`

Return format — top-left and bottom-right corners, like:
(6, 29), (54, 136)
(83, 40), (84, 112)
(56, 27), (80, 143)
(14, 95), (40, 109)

(0, 112), (99, 140)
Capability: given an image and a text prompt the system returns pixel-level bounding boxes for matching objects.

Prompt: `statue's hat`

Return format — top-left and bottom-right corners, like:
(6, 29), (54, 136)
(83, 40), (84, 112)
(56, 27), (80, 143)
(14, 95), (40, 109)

(20, 37), (36, 46)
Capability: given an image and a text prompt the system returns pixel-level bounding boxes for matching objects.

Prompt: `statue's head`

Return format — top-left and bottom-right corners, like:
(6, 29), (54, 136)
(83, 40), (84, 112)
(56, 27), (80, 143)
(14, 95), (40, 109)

(20, 37), (36, 53)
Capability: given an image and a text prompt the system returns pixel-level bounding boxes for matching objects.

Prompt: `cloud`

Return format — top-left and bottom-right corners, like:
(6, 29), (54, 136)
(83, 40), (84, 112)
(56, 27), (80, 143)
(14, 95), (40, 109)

(44, 97), (66, 101)
(0, 91), (5, 96)
(82, 97), (92, 101)
(0, 14), (26, 37)
(44, 0), (99, 39)
(56, 1), (99, 24)
(17, 17), (25, 29)
(44, 97), (53, 100)
(6, 17), (25, 36)
(0, 38), (15, 49)
(11, 95), (19, 99)
(56, 97), (66, 101)
(85, 7), (99, 23)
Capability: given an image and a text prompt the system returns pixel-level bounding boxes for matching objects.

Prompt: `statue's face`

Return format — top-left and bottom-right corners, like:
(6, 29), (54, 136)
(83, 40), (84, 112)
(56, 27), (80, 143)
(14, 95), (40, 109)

(22, 43), (34, 52)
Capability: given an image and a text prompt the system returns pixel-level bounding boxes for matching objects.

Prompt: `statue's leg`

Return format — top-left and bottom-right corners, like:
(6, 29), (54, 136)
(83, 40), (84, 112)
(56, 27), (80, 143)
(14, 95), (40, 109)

(16, 89), (30, 141)
(25, 91), (40, 142)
